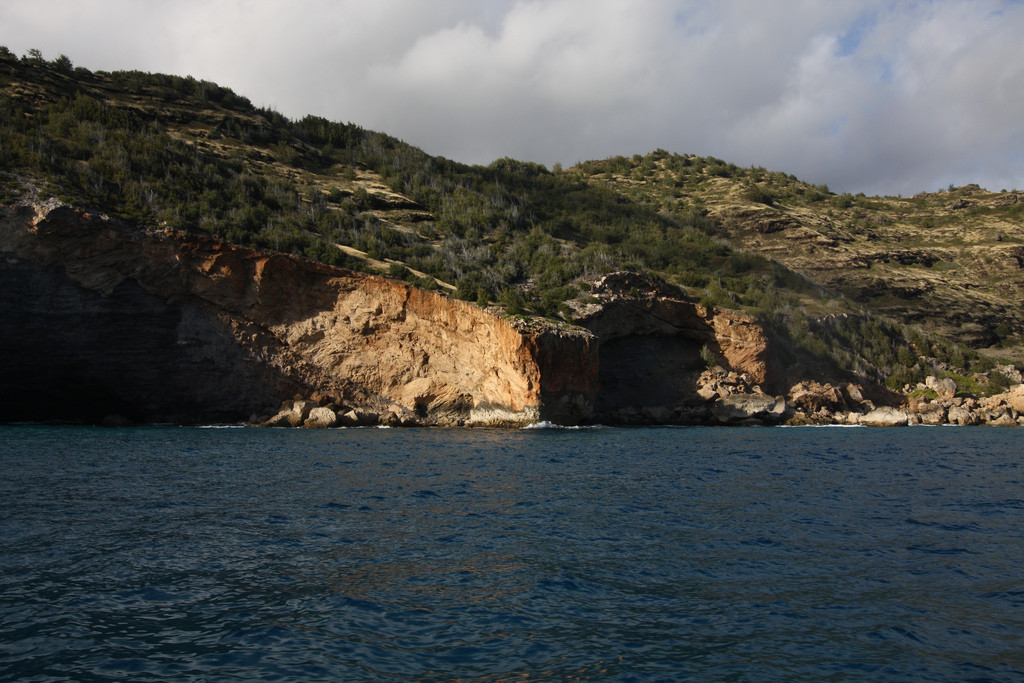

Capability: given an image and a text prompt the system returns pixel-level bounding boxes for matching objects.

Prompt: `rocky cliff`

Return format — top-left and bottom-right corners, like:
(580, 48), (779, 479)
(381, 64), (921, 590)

(569, 272), (777, 424)
(0, 201), (844, 427)
(5, 201), (1020, 428)
(0, 201), (597, 425)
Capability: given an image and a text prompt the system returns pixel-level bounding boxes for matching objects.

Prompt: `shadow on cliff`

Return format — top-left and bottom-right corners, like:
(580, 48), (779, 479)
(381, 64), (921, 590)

(571, 272), (900, 424)
(0, 258), (297, 423)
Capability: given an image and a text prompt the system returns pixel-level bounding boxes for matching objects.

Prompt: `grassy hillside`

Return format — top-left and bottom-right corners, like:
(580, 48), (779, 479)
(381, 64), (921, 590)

(2, 48), (1021, 393)
(575, 152), (1024, 352)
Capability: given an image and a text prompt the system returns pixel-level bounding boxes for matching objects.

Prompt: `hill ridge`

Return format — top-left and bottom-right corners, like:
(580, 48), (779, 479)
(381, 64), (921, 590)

(2, 48), (1022, 411)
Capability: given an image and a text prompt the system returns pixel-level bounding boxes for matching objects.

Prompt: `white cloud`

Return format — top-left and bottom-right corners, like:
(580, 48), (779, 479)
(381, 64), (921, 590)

(1, 0), (1022, 195)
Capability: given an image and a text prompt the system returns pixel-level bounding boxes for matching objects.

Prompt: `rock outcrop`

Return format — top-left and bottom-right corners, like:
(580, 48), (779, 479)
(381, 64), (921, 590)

(859, 406), (910, 427)
(0, 201), (597, 425)
(711, 391), (787, 425)
(571, 272), (772, 423)
(904, 381), (1024, 427)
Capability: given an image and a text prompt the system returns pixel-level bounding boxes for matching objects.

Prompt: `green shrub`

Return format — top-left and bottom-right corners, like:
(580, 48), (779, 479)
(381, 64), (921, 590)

(834, 193), (853, 209)
(742, 184), (775, 206)
(500, 287), (526, 315)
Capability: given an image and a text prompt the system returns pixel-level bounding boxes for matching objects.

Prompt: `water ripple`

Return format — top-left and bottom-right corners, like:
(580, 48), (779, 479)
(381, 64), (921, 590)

(2, 425), (1023, 681)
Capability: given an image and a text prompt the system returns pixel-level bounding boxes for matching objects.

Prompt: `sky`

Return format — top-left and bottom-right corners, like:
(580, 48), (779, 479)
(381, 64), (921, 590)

(2, 0), (1023, 196)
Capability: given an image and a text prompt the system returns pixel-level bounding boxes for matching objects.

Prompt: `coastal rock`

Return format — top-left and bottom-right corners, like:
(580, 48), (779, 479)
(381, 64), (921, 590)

(947, 404), (979, 426)
(925, 376), (958, 400)
(1004, 385), (1024, 414)
(710, 312), (769, 384)
(996, 365), (1024, 384)
(711, 392), (786, 424)
(339, 409), (380, 427)
(304, 406), (340, 428)
(696, 368), (756, 401)
(845, 383), (865, 403)
(263, 399), (316, 427)
(786, 411), (816, 426)
(262, 412), (294, 428)
(860, 406), (909, 427)
(984, 411), (1016, 427)
(916, 401), (948, 425)
(788, 381), (846, 413)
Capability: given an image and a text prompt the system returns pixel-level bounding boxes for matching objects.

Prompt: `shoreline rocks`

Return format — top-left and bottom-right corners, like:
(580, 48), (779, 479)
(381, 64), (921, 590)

(257, 372), (1024, 429)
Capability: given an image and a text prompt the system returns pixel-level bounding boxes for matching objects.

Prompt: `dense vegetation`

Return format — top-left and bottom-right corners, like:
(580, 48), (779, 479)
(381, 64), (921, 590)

(2, 49), (1019, 393)
(0, 49), (809, 314)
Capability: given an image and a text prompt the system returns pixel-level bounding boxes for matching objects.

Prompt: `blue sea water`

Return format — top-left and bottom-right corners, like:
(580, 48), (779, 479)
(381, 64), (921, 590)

(1, 424), (1023, 682)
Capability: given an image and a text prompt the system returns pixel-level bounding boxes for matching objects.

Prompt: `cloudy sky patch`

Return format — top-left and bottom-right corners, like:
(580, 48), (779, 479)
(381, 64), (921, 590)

(2, 0), (1022, 195)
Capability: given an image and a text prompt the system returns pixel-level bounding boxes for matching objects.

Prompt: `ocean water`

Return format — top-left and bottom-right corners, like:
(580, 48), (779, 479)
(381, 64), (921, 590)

(1, 425), (1022, 682)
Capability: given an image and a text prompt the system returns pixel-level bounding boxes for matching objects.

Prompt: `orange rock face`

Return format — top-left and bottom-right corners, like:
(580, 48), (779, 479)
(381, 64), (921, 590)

(705, 309), (768, 384)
